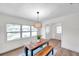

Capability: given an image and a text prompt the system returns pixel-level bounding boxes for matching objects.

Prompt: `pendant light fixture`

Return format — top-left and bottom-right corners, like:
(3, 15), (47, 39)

(33, 11), (42, 29)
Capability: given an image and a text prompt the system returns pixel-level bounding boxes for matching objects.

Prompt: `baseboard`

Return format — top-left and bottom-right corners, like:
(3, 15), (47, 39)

(50, 38), (61, 41)
(61, 47), (79, 54)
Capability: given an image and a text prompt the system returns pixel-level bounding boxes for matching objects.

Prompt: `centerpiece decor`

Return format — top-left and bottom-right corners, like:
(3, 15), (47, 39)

(37, 35), (42, 42)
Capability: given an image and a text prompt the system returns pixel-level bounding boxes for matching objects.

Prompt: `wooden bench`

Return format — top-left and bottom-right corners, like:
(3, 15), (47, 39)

(34, 45), (53, 56)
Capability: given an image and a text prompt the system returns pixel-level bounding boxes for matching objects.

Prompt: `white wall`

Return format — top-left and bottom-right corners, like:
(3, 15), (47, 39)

(0, 14), (35, 54)
(44, 13), (79, 52)
(47, 24), (53, 39)
(61, 14), (79, 52)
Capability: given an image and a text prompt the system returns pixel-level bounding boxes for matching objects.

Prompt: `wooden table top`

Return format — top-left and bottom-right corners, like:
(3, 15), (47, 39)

(24, 39), (48, 50)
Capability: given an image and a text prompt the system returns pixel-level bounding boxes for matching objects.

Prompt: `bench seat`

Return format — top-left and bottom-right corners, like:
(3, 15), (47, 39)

(34, 45), (53, 56)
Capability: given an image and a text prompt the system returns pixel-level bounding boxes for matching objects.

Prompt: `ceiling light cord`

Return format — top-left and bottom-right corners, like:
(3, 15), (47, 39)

(33, 11), (42, 29)
(37, 11), (40, 22)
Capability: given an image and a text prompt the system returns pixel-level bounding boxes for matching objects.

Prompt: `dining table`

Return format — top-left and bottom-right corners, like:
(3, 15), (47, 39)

(24, 39), (49, 56)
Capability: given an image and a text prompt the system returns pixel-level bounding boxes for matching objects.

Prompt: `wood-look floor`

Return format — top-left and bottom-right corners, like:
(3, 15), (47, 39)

(0, 39), (79, 56)
(0, 46), (24, 56)
(49, 39), (79, 56)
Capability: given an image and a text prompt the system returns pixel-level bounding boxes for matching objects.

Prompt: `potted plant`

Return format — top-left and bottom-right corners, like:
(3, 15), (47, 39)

(37, 35), (41, 42)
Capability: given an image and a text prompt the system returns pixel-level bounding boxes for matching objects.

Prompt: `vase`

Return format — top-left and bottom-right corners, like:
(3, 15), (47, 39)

(37, 39), (40, 42)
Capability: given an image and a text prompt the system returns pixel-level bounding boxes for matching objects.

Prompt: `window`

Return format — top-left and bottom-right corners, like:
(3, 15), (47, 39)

(6, 24), (38, 41)
(22, 25), (30, 31)
(56, 26), (62, 34)
(22, 25), (30, 38)
(7, 24), (21, 41)
(31, 26), (37, 37)
(32, 32), (37, 36)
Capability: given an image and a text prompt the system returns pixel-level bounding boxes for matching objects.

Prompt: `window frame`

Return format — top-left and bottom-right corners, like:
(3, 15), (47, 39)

(21, 25), (31, 38)
(6, 24), (38, 41)
(56, 25), (62, 34)
(6, 24), (21, 41)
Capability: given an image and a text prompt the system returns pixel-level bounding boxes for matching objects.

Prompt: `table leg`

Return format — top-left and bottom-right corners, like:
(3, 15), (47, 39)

(52, 48), (53, 55)
(25, 47), (28, 56)
(31, 50), (33, 56)
(47, 42), (49, 45)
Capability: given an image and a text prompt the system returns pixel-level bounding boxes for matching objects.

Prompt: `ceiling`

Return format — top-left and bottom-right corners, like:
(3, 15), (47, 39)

(0, 3), (79, 22)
